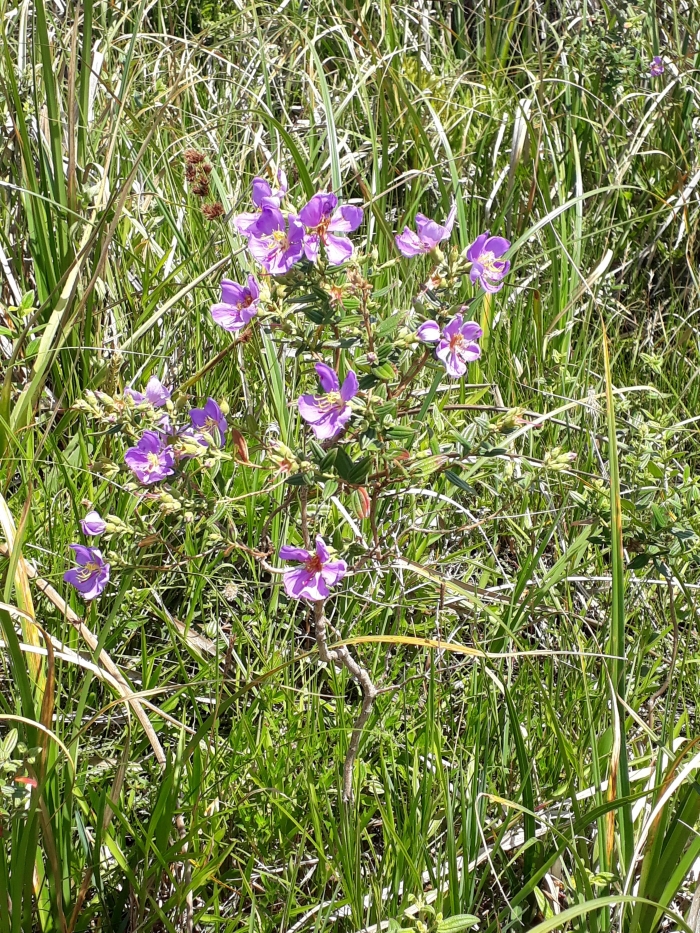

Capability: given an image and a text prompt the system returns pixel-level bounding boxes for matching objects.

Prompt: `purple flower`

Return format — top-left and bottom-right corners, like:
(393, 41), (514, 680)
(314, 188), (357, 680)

(211, 276), (260, 332)
(63, 545), (110, 601)
(395, 204), (457, 257)
(189, 398), (227, 446)
(298, 363), (358, 440)
(80, 510), (106, 537)
(234, 170), (288, 235)
(466, 231), (511, 293)
(124, 375), (171, 408)
(124, 430), (176, 484)
(650, 56), (665, 77)
(280, 535), (347, 601)
(299, 192), (363, 265)
(247, 206), (305, 275)
(417, 314), (483, 377)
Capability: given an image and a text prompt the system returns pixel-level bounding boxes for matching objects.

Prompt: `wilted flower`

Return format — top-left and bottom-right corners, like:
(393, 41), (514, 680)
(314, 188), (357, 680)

(247, 207), (305, 275)
(650, 56), (665, 77)
(124, 375), (171, 408)
(80, 510), (106, 537)
(211, 276), (260, 332)
(299, 192), (363, 265)
(234, 171), (288, 235)
(395, 204), (456, 257)
(63, 545), (110, 600)
(189, 398), (227, 446)
(279, 535), (347, 600)
(417, 314), (482, 377)
(466, 232), (511, 293)
(124, 430), (176, 484)
(298, 363), (358, 440)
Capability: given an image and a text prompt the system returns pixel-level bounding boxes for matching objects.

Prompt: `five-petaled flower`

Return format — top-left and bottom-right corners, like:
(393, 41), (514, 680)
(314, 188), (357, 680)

(63, 545), (110, 600)
(124, 375), (171, 408)
(417, 314), (483, 377)
(650, 56), (665, 77)
(234, 170), (288, 235)
(466, 232), (511, 293)
(299, 193), (363, 265)
(189, 398), (227, 446)
(279, 536), (347, 600)
(298, 363), (358, 440)
(211, 276), (260, 332)
(80, 510), (106, 537)
(124, 430), (176, 484)
(247, 206), (305, 275)
(395, 204), (457, 257)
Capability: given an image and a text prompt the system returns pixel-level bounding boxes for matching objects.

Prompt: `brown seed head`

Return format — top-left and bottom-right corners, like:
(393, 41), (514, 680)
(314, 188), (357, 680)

(202, 201), (225, 220)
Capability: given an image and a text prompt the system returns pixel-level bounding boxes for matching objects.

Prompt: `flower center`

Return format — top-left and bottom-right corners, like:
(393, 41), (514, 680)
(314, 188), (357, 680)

(236, 293), (254, 311)
(205, 417), (221, 436)
(318, 391), (343, 412)
(479, 249), (498, 272)
(146, 451), (162, 470)
(271, 229), (290, 250)
(304, 554), (323, 573)
(78, 562), (101, 580)
(449, 332), (466, 352)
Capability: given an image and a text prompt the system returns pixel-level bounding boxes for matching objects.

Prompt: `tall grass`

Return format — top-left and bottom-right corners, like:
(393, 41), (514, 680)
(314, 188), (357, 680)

(1, 0), (700, 930)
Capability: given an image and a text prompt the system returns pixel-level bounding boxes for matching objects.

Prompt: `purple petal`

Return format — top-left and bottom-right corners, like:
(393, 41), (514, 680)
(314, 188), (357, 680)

(283, 567), (329, 601)
(298, 395), (326, 424)
(139, 430), (163, 452)
(221, 279), (246, 306)
(459, 321), (483, 341)
(395, 228), (427, 257)
(329, 204), (363, 233)
(324, 233), (353, 265)
(299, 194), (326, 228)
(442, 203), (457, 238)
(321, 559), (347, 586)
(467, 232), (489, 262)
(311, 405), (352, 440)
(247, 234), (275, 268)
(484, 236), (510, 258)
(233, 212), (262, 236)
(279, 546), (311, 562)
(436, 344), (467, 377)
(416, 321), (441, 343)
(315, 536), (330, 562)
(247, 274), (260, 300)
(254, 205), (285, 236)
(303, 234), (320, 263)
(211, 303), (249, 332)
(315, 362), (340, 393)
(442, 314), (464, 339)
(340, 370), (359, 401)
(69, 543), (96, 565)
(124, 387), (145, 403)
(251, 177), (273, 207)
(80, 511), (106, 536)
(460, 341), (481, 362)
(144, 376), (170, 408)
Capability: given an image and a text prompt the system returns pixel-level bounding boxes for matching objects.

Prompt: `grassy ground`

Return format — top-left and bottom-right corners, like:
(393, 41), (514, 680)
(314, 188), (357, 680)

(2, 0), (700, 930)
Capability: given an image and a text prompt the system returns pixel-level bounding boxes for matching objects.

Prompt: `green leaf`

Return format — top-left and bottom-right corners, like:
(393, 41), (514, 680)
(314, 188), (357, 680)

(436, 915), (479, 932)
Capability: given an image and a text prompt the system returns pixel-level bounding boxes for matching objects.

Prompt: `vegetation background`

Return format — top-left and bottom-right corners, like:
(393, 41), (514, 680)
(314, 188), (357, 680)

(2, 0), (700, 930)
